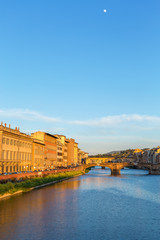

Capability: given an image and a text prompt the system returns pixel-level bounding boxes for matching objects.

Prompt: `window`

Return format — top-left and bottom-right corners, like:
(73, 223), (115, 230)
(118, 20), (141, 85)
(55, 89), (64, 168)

(6, 151), (9, 160)
(14, 140), (16, 146)
(10, 151), (12, 160)
(2, 138), (5, 144)
(6, 139), (9, 145)
(2, 150), (5, 159)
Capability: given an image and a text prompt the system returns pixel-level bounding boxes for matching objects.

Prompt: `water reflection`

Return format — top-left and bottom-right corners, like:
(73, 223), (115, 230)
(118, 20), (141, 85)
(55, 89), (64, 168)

(0, 169), (160, 240)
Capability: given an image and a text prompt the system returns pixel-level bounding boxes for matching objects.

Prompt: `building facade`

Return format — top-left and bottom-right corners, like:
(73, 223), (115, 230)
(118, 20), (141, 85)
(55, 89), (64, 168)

(57, 140), (63, 167)
(0, 123), (33, 173)
(0, 123), (88, 173)
(67, 138), (75, 166)
(32, 139), (45, 171)
(74, 142), (78, 166)
(31, 132), (58, 170)
(55, 135), (69, 167)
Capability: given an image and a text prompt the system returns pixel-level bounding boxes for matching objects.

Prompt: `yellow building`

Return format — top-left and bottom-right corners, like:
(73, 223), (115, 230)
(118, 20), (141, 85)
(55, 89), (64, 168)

(74, 142), (78, 166)
(134, 149), (143, 154)
(64, 139), (69, 167)
(78, 149), (88, 165)
(55, 135), (69, 167)
(31, 132), (58, 169)
(87, 157), (111, 164)
(57, 140), (63, 167)
(78, 149), (82, 165)
(0, 123), (33, 173)
(66, 138), (75, 166)
(0, 122), (89, 173)
(32, 139), (45, 171)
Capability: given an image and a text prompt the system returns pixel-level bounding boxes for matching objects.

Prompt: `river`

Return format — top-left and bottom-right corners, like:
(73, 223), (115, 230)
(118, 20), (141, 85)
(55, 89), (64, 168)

(0, 168), (160, 240)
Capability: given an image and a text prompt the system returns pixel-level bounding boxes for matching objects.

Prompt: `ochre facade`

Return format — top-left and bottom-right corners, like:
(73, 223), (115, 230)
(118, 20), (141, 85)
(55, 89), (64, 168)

(0, 124), (87, 174)
(31, 132), (58, 170)
(67, 138), (75, 166)
(32, 139), (45, 171)
(0, 123), (32, 173)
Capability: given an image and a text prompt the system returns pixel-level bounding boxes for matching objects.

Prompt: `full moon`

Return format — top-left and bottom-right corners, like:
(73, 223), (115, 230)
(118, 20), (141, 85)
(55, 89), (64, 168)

(103, 9), (107, 13)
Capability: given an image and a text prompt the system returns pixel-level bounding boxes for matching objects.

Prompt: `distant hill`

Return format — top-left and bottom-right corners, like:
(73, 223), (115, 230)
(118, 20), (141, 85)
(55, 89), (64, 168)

(106, 151), (121, 155)
(89, 149), (135, 158)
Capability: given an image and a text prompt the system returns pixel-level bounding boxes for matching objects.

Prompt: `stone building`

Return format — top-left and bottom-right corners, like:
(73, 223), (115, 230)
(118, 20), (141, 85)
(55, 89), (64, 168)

(152, 147), (160, 164)
(64, 139), (69, 167)
(31, 132), (58, 170)
(55, 135), (69, 167)
(67, 138), (75, 166)
(56, 140), (63, 167)
(32, 139), (45, 171)
(133, 149), (143, 163)
(0, 123), (33, 173)
(78, 149), (88, 165)
(74, 142), (78, 166)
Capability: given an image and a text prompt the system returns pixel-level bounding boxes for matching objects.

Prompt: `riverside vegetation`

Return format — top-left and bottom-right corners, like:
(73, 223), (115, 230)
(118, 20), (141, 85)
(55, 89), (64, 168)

(0, 171), (82, 196)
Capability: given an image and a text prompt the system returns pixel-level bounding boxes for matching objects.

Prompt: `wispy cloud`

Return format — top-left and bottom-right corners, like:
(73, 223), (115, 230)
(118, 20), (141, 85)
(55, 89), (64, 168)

(1, 109), (160, 129)
(70, 114), (160, 126)
(0, 109), (61, 123)
(1, 109), (160, 154)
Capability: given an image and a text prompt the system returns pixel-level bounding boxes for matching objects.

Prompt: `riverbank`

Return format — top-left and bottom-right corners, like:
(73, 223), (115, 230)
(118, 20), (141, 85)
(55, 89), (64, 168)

(0, 171), (83, 200)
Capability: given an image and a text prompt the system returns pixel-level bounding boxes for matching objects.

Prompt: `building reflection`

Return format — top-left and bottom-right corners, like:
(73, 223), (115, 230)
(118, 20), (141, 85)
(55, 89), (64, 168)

(0, 178), (82, 239)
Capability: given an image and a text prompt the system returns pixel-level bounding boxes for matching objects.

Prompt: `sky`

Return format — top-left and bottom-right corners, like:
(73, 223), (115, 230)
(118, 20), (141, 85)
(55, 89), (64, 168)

(0, 0), (160, 154)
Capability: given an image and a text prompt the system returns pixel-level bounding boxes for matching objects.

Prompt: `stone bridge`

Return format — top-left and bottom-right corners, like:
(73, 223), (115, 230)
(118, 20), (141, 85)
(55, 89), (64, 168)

(137, 163), (160, 174)
(77, 162), (160, 175)
(80, 162), (134, 176)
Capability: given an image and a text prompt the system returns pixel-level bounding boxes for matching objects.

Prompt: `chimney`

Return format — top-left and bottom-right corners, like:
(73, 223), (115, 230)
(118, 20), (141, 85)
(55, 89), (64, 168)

(9, 124), (11, 128)
(1, 121), (3, 126)
(4, 123), (7, 127)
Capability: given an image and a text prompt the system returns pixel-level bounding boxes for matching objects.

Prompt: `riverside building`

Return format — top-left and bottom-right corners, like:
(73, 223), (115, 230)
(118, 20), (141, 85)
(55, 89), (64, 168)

(55, 135), (69, 167)
(0, 123), (33, 174)
(31, 132), (58, 170)
(0, 123), (87, 174)
(32, 138), (45, 171)
(67, 138), (75, 166)
(56, 140), (63, 167)
(74, 142), (78, 166)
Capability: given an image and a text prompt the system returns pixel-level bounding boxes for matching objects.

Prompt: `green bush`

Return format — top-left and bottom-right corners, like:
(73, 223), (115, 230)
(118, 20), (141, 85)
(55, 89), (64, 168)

(0, 171), (82, 196)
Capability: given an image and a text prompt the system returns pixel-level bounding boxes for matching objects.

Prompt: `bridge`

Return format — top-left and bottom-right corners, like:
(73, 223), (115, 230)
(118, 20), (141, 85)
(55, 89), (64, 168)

(137, 163), (160, 174)
(79, 162), (134, 175)
(79, 162), (160, 175)
(87, 157), (115, 164)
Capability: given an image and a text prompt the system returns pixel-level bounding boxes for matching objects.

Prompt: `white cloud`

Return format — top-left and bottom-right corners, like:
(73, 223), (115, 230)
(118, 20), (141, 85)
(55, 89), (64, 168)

(1, 109), (160, 154)
(0, 109), (61, 123)
(70, 114), (160, 126)
(1, 109), (160, 130)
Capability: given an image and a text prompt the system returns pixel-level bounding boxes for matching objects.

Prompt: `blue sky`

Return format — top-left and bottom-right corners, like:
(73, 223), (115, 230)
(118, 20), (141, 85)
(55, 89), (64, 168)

(0, 0), (160, 154)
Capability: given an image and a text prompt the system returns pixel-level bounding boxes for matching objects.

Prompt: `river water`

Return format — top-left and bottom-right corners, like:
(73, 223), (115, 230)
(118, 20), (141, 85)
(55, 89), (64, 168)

(0, 168), (160, 240)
